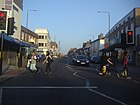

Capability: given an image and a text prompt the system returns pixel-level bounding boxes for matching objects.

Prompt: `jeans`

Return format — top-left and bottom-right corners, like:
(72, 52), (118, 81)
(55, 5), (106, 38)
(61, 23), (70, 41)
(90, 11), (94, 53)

(46, 63), (51, 72)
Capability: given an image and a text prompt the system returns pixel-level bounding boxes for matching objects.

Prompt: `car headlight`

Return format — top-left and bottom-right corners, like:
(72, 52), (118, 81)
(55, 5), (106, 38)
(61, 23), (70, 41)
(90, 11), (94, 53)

(77, 60), (80, 62)
(86, 60), (89, 63)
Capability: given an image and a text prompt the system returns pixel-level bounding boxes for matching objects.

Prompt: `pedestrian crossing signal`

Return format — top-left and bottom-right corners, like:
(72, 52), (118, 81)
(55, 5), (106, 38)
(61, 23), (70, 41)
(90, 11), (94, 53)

(0, 11), (7, 30)
(127, 31), (134, 44)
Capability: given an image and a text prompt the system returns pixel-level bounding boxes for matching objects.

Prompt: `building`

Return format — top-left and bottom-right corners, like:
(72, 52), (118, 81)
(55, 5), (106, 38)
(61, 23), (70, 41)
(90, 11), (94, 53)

(21, 26), (38, 45)
(82, 40), (92, 57)
(103, 8), (140, 65)
(50, 41), (59, 57)
(0, 0), (40, 73)
(0, 0), (23, 39)
(35, 28), (51, 55)
(0, 0), (24, 74)
(90, 34), (105, 57)
(21, 26), (38, 54)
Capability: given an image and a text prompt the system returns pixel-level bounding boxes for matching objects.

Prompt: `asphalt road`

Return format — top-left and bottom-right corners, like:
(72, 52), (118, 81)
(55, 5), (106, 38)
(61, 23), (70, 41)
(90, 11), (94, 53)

(0, 58), (140, 105)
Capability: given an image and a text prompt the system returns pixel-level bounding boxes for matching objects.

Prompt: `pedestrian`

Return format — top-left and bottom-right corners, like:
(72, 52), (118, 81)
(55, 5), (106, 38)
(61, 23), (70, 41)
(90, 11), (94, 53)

(106, 56), (113, 75)
(117, 51), (129, 78)
(30, 52), (38, 73)
(27, 53), (32, 70)
(43, 51), (53, 74)
(17, 52), (21, 69)
(99, 52), (107, 75)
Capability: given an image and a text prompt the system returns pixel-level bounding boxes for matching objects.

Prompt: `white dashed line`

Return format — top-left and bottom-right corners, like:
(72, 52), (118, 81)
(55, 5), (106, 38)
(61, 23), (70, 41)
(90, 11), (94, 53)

(1, 86), (97, 89)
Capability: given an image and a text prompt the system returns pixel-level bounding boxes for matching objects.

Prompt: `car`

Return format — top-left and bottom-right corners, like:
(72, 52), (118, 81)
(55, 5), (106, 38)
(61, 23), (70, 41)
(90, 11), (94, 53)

(72, 55), (90, 66)
(90, 56), (100, 64)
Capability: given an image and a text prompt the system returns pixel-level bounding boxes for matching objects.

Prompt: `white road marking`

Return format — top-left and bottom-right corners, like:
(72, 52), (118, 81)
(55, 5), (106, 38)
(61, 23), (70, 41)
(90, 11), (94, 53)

(1, 86), (97, 89)
(88, 88), (128, 105)
(0, 88), (2, 105)
(73, 72), (95, 88)
(66, 64), (97, 88)
(133, 80), (140, 84)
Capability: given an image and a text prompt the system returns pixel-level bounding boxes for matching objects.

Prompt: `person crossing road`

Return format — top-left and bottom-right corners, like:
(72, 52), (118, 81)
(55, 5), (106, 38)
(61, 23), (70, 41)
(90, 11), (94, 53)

(117, 51), (129, 78)
(43, 51), (53, 74)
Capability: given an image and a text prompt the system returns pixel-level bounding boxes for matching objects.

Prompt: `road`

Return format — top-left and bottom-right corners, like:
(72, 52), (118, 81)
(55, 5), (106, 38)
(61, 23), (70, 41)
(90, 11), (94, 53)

(0, 58), (140, 105)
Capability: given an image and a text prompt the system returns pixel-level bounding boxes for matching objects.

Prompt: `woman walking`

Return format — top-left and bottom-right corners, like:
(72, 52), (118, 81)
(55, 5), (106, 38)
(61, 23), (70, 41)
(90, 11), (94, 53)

(30, 52), (38, 73)
(43, 51), (53, 74)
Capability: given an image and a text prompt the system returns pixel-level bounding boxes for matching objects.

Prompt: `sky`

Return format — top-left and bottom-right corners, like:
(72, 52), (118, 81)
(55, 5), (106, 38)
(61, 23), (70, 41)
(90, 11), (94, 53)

(22, 0), (140, 54)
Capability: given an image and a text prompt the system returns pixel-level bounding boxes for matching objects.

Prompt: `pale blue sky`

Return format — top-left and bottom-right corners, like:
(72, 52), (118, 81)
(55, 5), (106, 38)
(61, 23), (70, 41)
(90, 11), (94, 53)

(22, 0), (140, 54)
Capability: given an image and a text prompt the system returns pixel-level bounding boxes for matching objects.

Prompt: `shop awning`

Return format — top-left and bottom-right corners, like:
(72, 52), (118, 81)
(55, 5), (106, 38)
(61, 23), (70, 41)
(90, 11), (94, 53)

(0, 33), (37, 48)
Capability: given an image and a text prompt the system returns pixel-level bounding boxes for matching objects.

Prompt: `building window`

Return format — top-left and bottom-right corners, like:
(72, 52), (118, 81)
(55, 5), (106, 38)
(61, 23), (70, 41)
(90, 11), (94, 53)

(45, 43), (47, 47)
(39, 35), (44, 39)
(131, 17), (134, 24)
(39, 43), (44, 46)
(13, 5), (19, 12)
(45, 35), (48, 39)
(25, 34), (27, 41)
(21, 32), (24, 40)
(125, 21), (128, 27)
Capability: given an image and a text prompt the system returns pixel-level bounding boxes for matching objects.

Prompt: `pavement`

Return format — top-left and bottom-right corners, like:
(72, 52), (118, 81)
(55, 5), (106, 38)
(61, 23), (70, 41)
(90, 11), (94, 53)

(0, 66), (26, 84)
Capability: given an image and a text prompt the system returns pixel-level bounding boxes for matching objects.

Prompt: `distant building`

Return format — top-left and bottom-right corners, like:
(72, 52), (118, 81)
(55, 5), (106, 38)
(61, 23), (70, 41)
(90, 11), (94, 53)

(68, 48), (78, 56)
(35, 28), (51, 55)
(21, 26), (38, 44)
(90, 34), (105, 57)
(82, 40), (92, 57)
(50, 41), (59, 57)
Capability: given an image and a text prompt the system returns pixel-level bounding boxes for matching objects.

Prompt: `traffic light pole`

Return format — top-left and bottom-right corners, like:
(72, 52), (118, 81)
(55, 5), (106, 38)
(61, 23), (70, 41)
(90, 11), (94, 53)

(0, 31), (4, 75)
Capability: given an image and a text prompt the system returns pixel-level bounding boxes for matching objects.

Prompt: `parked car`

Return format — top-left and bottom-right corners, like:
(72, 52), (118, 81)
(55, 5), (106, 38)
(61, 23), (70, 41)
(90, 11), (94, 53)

(72, 55), (90, 66)
(90, 56), (100, 64)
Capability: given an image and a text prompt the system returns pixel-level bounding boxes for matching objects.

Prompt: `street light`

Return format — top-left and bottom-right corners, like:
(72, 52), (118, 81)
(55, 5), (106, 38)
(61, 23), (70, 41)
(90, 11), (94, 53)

(25, 10), (37, 36)
(98, 11), (111, 54)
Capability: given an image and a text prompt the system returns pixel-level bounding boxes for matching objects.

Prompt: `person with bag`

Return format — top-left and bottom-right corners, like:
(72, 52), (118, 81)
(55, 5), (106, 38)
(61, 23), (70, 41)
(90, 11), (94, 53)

(106, 56), (113, 75)
(27, 53), (32, 70)
(30, 52), (38, 73)
(117, 52), (129, 78)
(99, 52), (107, 75)
(43, 51), (53, 74)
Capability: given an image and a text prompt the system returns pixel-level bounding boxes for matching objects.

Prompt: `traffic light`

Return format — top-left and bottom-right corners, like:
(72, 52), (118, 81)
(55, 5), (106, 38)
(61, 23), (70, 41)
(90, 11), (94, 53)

(0, 11), (7, 30)
(126, 30), (134, 44)
(7, 17), (15, 35)
(121, 32), (126, 45)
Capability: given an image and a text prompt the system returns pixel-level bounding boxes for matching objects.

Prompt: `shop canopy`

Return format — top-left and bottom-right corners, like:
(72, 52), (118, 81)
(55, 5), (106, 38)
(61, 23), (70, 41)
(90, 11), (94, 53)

(0, 33), (37, 48)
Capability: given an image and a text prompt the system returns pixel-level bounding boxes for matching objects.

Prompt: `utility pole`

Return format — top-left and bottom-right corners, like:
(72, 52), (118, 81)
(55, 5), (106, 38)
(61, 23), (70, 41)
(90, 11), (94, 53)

(0, 32), (4, 75)
(0, 10), (7, 75)
(59, 41), (60, 57)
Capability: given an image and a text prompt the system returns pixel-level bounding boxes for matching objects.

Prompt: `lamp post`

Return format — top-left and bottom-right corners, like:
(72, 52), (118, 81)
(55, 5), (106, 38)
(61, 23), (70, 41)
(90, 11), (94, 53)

(24, 10), (37, 67)
(25, 10), (37, 36)
(98, 11), (111, 55)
